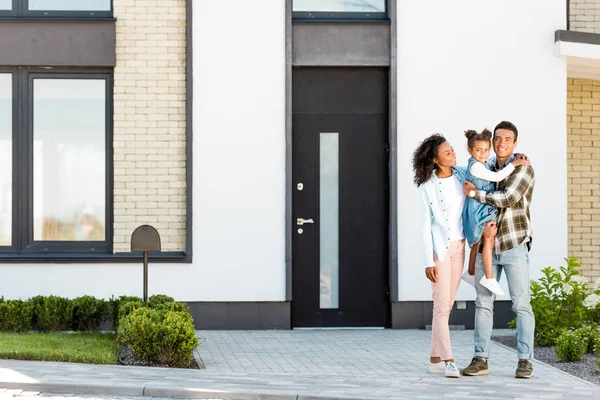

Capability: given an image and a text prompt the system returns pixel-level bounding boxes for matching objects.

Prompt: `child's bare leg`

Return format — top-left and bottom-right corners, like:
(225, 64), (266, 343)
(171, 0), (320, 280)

(482, 233), (495, 279)
(468, 242), (479, 275)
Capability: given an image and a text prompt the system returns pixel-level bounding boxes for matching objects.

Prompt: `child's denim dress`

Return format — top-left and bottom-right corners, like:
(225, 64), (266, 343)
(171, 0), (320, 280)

(462, 157), (498, 247)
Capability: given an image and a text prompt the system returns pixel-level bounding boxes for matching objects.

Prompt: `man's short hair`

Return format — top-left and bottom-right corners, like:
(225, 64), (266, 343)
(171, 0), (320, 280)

(493, 121), (518, 141)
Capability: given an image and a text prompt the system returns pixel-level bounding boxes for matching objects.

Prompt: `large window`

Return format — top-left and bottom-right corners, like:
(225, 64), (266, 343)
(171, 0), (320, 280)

(0, 70), (112, 255)
(293, 0), (387, 20)
(0, 0), (112, 17)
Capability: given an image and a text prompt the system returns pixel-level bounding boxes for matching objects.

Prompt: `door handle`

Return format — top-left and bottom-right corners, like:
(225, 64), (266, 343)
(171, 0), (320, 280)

(296, 218), (314, 226)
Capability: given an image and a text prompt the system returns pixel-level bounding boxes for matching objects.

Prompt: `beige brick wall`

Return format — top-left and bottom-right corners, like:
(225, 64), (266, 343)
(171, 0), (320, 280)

(570, 0), (600, 33)
(113, 0), (187, 252)
(567, 78), (600, 280)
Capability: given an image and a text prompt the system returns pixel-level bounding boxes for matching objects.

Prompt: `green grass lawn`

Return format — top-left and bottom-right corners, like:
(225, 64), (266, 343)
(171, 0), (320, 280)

(0, 332), (119, 364)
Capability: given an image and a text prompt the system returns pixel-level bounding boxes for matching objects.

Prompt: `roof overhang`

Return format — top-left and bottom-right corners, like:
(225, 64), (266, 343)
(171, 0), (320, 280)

(555, 30), (600, 80)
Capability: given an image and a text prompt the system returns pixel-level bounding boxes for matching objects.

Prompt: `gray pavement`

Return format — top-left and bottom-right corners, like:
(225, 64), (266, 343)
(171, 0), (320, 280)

(0, 329), (599, 399)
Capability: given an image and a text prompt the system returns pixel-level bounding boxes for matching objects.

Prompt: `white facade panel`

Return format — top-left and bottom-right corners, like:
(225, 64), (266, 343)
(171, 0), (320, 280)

(396, 0), (568, 300)
(0, 0), (287, 302)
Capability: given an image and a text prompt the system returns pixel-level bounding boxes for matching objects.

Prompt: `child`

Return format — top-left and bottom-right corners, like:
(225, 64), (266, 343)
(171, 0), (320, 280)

(461, 129), (529, 295)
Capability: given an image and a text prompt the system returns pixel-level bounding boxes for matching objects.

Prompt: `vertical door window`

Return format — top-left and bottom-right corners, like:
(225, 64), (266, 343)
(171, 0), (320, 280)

(319, 132), (339, 309)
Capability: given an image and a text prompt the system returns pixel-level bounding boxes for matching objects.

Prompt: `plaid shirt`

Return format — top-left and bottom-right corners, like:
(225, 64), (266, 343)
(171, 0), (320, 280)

(475, 156), (535, 253)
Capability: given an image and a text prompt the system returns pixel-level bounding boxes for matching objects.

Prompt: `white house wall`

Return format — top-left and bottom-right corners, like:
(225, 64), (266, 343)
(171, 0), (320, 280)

(396, 0), (568, 301)
(0, 0), (287, 302)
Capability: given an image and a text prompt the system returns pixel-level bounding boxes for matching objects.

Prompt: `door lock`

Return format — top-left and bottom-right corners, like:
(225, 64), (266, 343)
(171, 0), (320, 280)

(296, 218), (314, 226)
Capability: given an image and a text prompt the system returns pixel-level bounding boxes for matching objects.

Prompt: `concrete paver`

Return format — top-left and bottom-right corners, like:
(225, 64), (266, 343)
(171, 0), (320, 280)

(0, 329), (598, 399)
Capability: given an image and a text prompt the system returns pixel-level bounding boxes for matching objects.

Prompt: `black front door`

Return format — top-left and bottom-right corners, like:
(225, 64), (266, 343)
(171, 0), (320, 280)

(291, 67), (390, 327)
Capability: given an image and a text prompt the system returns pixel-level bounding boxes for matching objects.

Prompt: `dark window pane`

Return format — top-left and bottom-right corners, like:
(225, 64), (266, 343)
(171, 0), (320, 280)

(28, 0), (111, 11)
(293, 0), (385, 12)
(0, 74), (11, 246)
(33, 79), (106, 241)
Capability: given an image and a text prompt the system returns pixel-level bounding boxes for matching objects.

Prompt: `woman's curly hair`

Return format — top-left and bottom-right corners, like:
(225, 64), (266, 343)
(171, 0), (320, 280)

(412, 134), (447, 186)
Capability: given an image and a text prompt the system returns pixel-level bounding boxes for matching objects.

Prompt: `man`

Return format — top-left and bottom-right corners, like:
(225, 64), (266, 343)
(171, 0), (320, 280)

(461, 121), (535, 379)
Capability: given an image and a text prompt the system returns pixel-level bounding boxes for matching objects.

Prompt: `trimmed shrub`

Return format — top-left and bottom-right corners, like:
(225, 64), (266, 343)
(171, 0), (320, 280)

(555, 330), (587, 362)
(148, 295), (174, 309)
(72, 296), (108, 331)
(117, 307), (198, 368)
(0, 300), (33, 332)
(118, 300), (145, 321)
(31, 296), (73, 332)
(109, 296), (142, 331)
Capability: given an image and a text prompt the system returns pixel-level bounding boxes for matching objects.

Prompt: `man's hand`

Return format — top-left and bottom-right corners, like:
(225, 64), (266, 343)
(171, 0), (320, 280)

(482, 220), (497, 238)
(425, 266), (438, 283)
(463, 180), (476, 197)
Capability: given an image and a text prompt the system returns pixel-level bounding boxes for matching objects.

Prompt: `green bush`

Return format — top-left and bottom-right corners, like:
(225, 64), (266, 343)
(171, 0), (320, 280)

(555, 330), (587, 362)
(118, 299), (145, 321)
(593, 334), (600, 357)
(108, 296), (142, 331)
(148, 294), (174, 308)
(31, 296), (74, 332)
(0, 300), (33, 332)
(117, 307), (198, 368)
(574, 324), (600, 354)
(510, 257), (590, 346)
(72, 296), (108, 331)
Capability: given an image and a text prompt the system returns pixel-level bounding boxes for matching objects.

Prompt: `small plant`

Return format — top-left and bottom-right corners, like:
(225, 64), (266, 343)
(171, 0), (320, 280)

(510, 257), (590, 346)
(555, 330), (587, 362)
(0, 300), (33, 332)
(31, 296), (74, 332)
(72, 296), (108, 331)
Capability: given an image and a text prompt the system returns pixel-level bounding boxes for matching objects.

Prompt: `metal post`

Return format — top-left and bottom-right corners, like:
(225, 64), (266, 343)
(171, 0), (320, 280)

(143, 251), (148, 302)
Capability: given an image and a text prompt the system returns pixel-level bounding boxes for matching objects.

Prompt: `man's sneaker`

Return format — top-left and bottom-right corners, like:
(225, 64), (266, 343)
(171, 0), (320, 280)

(515, 359), (534, 379)
(444, 361), (460, 378)
(427, 360), (445, 373)
(461, 271), (475, 287)
(462, 356), (489, 376)
(479, 276), (505, 296)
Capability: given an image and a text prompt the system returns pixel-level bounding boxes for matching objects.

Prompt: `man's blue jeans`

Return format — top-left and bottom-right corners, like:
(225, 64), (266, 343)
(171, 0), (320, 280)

(474, 243), (535, 360)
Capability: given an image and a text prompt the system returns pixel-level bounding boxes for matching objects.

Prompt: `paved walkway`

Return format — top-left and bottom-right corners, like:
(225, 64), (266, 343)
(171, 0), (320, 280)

(0, 329), (599, 399)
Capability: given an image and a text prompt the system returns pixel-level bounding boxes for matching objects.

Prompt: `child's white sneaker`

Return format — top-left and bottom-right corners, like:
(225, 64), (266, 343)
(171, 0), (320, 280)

(444, 361), (460, 378)
(461, 271), (475, 287)
(479, 276), (505, 296)
(427, 360), (445, 373)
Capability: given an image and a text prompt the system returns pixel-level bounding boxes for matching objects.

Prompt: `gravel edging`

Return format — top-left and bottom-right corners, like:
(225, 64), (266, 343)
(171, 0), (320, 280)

(492, 336), (600, 386)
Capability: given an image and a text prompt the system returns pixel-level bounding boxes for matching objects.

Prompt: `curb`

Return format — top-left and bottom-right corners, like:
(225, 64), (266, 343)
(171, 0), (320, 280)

(0, 380), (368, 400)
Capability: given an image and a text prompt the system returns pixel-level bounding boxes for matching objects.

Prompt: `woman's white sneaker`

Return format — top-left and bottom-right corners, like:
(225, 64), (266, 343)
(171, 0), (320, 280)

(427, 361), (445, 373)
(479, 276), (505, 296)
(444, 362), (460, 378)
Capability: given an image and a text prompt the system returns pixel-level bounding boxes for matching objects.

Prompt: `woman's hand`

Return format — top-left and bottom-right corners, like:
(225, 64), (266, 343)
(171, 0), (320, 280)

(463, 180), (475, 197)
(512, 158), (530, 168)
(482, 220), (497, 239)
(425, 266), (438, 283)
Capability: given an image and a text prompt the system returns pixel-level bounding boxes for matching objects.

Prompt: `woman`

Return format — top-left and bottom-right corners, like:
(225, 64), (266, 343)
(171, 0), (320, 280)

(412, 134), (465, 378)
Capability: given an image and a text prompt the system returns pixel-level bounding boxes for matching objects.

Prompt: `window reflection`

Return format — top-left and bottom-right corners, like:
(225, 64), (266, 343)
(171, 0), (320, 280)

(0, 0), (11, 11)
(33, 79), (105, 241)
(29, 0), (111, 11)
(293, 0), (385, 12)
(0, 74), (11, 246)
